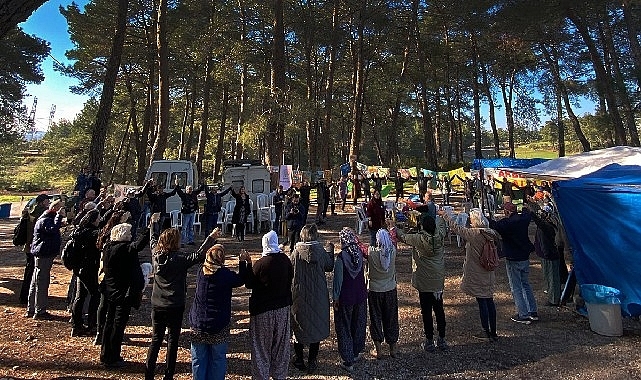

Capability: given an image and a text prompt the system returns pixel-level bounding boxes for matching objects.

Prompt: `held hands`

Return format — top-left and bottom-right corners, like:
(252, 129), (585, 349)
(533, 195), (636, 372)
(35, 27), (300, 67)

(239, 249), (251, 263)
(208, 227), (221, 240)
(150, 212), (161, 224)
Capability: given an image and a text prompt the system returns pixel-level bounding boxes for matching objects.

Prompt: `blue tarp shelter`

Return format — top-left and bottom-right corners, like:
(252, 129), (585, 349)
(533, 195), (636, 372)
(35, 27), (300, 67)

(552, 163), (641, 316)
(472, 158), (548, 170)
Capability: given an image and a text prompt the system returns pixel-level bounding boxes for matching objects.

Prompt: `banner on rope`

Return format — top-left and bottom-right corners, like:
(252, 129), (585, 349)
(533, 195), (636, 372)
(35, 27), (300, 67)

(279, 165), (293, 189)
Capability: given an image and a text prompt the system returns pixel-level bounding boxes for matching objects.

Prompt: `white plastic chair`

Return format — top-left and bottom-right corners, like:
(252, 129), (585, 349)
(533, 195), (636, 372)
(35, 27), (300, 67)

(256, 194), (272, 231)
(246, 199), (255, 233)
(169, 210), (181, 229)
(193, 212), (202, 235)
(216, 209), (226, 234)
(455, 212), (469, 247)
(223, 200), (236, 235)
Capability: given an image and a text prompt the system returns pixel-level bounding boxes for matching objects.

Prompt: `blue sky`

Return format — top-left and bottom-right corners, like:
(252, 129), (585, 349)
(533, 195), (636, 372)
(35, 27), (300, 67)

(19, 1), (595, 134)
(20, 0), (89, 131)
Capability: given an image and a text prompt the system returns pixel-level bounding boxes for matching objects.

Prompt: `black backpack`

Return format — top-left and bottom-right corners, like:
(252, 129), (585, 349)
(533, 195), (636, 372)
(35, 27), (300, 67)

(61, 231), (84, 271)
(12, 217), (28, 246)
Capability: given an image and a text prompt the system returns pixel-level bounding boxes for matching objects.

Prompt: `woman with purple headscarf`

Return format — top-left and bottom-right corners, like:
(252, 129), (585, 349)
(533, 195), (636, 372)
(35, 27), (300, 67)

(332, 227), (367, 372)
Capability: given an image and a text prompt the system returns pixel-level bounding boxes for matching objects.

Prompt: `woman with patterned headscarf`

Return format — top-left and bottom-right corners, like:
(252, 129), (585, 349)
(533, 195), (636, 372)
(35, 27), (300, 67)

(189, 244), (246, 380)
(366, 228), (399, 359)
(332, 227), (367, 372)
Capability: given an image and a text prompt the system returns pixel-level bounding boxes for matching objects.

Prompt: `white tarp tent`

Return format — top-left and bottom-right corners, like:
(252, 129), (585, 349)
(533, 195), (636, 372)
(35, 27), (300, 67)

(510, 146), (641, 180)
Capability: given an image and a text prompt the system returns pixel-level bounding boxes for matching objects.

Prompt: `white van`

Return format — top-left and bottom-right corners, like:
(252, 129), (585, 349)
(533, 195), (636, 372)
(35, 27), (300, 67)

(220, 160), (271, 205)
(145, 160), (199, 212)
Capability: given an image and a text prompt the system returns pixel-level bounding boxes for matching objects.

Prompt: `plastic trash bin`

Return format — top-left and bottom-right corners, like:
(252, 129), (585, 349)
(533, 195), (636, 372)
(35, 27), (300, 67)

(580, 284), (623, 337)
(0, 203), (10, 218)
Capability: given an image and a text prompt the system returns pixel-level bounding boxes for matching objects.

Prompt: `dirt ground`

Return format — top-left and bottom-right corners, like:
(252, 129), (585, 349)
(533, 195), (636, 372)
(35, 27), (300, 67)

(1, 196), (641, 380)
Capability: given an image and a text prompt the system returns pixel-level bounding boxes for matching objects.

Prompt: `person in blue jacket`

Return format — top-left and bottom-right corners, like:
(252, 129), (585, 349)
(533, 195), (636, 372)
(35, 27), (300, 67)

(26, 199), (65, 320)
(189, 244), (248, 380)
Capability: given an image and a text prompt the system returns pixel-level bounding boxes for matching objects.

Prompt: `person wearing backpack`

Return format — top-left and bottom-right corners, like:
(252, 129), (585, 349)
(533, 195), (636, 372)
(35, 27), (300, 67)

(440, 208), (502, 341)
(396, 214), (449, 352)
(70, 208), (102, 337)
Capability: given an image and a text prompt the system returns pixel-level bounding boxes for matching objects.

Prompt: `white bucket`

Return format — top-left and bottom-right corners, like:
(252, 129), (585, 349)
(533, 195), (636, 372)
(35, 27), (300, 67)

(585, 302), (623, 337)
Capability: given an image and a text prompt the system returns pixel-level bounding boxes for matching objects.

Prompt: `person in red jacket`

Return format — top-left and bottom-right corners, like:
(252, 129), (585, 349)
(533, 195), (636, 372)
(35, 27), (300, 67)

(366, 190), (386, 246)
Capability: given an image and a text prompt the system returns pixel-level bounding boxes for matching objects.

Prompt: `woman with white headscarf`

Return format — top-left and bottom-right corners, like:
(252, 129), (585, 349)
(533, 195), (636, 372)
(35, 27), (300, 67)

(366, 228), (399, 359)
(240, 230), (294, 380)
(332, 227), (367, 372)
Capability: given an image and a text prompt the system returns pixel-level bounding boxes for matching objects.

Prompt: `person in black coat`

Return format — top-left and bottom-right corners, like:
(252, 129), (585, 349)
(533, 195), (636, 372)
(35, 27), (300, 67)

(145, 179), (178, 230)
(99, 222), (149, 368)
(231, 186), (252, 241)
(203, 185), (232, 235)
(71, 209), (102, 337)
(285, 194), (306, 252)
(145, 215), (220, 380)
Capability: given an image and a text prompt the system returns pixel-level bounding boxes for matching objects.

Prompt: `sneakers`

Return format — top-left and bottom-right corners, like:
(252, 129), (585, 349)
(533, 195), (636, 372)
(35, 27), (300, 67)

(24, 311), (34, 318)
(307, 360), (318, 374)
(511, 314), (532, 325)
(528, 312), (540, 322)
(420, 341), (436, 352)
(489, 333), (499, 342)
(436, 337), (449, 351)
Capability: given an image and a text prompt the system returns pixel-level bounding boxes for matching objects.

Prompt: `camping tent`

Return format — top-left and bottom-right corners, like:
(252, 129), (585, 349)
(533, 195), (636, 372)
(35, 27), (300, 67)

(552, 163), (641, 316)
(513, 146), (641, 180)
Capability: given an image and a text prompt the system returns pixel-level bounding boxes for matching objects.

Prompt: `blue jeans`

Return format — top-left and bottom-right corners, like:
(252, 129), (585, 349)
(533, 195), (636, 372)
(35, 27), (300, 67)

(476, 297), (496, 334)
(191, 341), (228, 380)
(182, 212), (195, 244)
(505, 260), (538, 318)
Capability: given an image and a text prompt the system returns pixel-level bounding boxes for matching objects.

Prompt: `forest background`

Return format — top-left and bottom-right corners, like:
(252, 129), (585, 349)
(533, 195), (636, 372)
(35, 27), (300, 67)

(0, 0), (639, 192)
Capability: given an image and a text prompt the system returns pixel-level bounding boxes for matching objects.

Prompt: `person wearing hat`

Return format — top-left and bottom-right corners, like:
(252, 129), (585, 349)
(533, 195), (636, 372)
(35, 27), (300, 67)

(489, 201), (538, 324)
(240, 230), (294, 379)
(203, 184), (232, 236)
(189, 244), (247, 379)
(144, 216), (220, 379)
(19, 194), (50, 304)
(27, 198), (65, 320)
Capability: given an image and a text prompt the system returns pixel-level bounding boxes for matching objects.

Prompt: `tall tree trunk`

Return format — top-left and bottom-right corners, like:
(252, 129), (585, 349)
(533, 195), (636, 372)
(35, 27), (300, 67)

(179, 88), (191, 160)
(110, 113), (131, 184)
(304, 13), (317, 170)
(471, 34), (482, 159)
(481, 64), (500, 157)
(265, 0), (286, 166)
(566, 6), (626, 145)
(499, 73), (516, 158)
(539, 43), (591, 153)
(420, 86), (437, 169)
(601, 19), (640, 146)
(622, 0), (641, 90)
(185, 94), (196, 159)
(349, 1), (365, 160)
(140, 9), (156, 181)
(196, 56), (213, 176)
(150, 0), (169, 162)
(88, 0), (129, 172)
(234, 0), (248, 160)
(214, 84), (229, 182)
(0, 0), (47, 39)
(555, 90), (565, 157)
(321, 0), (339, 170)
